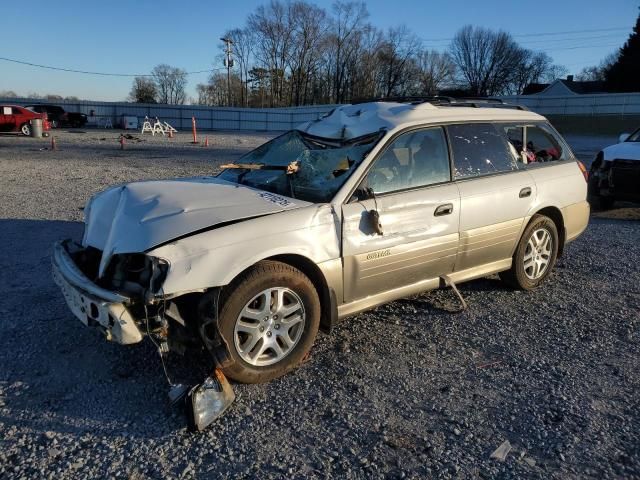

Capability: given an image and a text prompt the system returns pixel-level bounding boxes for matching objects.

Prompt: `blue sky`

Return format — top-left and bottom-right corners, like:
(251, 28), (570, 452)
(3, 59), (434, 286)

(2, 0), (638, 101)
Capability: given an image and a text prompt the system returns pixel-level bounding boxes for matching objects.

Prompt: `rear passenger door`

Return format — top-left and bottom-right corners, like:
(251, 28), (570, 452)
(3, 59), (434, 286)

(448, 123), (536, 271)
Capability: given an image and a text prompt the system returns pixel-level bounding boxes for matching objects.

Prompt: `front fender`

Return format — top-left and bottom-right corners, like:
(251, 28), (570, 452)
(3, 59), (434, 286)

(148, 204), (341, 295)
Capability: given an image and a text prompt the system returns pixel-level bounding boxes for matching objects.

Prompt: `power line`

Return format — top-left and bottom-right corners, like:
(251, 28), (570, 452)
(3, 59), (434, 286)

(420, 26), (630, 44)
(543, 43), (622, 52)
(0, 56), (225, 77)
(421, 32), (626, 49)
(519, 33), (627, 46)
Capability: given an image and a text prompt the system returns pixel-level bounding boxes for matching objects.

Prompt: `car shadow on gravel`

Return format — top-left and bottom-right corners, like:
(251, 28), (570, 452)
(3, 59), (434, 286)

(0, 219), (217, 439)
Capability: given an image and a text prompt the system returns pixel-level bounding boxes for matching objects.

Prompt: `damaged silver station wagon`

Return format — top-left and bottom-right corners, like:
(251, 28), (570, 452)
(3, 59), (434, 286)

(53, 98), (590, 411)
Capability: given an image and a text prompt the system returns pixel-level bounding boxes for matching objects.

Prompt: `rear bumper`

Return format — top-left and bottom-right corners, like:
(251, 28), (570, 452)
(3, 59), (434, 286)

(52, 240), (143, 344)
(562, 201), (590, 244)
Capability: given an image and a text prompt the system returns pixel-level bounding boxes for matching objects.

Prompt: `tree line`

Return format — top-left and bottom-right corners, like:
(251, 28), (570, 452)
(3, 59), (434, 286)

(576, 9), (640, 92)
(129, 1), (573, 106)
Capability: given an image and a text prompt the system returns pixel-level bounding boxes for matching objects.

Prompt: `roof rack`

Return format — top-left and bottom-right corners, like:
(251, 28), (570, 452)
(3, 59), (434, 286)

(351, 96), (453, 105)
(351, 96), (529, 111)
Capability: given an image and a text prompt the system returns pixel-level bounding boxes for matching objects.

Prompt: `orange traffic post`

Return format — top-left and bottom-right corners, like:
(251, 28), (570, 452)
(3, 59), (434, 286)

(120, 135), (125, 150)
(204, 136), (209, 147)
(168, 129), (173, 139)
(191, 116), (198, 144)
(51, 137), (56, 150)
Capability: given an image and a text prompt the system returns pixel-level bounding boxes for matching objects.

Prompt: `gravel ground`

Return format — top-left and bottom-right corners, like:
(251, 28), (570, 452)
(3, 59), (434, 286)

(0, 129), (638, 479)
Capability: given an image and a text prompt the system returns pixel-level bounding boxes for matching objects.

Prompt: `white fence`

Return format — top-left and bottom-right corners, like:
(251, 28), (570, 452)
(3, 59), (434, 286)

(501, 93), (640, 116)
(0, 97), (336, 131)
(2, 93), (639, 132)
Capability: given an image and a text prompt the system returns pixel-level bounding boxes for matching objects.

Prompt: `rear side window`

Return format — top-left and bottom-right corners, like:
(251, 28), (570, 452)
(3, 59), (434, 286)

(525, 124), (567, 163)
(500, 123), (568, 165)
(448, 123), (519, 178)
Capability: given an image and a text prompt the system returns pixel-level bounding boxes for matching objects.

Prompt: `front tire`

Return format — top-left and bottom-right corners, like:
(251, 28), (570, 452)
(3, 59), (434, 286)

(200, 261), (320, 384)
(20, 123), (32, 136)
(500, 214), (559, 290)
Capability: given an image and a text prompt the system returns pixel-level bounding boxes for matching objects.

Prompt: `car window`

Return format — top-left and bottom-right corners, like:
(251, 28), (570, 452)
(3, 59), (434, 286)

(501, 123), (568, 165)
(12, 107), (22, 115)
(448, 123), (519, 178)
(524, 124), (567, 163)
(364, 127), (450, 194)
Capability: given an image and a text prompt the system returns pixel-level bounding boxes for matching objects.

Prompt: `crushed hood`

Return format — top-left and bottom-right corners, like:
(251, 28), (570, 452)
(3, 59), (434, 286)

(82, 177), (309, 276)
(602, 142), (640, 162)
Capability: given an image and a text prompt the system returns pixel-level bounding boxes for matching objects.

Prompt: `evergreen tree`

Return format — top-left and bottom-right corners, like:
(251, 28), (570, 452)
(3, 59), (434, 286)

(605, 9), (640, 92)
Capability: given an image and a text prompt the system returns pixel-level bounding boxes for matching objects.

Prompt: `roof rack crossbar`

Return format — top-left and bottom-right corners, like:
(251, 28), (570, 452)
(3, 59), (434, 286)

(350, 96), (528, 111)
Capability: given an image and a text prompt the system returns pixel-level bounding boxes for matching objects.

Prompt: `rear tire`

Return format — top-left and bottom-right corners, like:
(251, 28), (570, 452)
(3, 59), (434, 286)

(20, 123), (31, 136)
(500, 214), (559, 290)
(199, 261), (320, 384)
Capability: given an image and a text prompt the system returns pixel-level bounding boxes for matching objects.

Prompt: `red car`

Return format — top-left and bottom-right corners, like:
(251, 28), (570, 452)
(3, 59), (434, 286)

(0, 105), (51, 136)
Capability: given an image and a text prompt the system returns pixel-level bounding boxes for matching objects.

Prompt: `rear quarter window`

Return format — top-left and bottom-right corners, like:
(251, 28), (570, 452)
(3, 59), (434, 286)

(500, 122), (570, 167)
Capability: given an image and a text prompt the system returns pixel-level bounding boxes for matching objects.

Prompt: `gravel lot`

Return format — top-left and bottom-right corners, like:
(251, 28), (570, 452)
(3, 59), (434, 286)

(0, 129), (638, 479)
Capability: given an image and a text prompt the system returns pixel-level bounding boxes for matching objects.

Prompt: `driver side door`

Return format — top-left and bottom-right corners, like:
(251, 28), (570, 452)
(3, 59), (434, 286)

(341, 126), (460, 303)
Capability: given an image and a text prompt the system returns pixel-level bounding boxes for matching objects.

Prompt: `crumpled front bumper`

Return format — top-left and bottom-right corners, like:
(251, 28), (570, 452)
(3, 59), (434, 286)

(52, 240), (143, 344)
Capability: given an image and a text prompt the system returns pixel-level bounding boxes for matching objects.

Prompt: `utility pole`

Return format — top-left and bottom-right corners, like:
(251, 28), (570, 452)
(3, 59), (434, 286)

(220, 37), (234, 107)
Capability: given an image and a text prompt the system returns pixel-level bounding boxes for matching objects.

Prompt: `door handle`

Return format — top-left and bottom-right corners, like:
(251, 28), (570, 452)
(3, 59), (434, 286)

(434, 203), (453, 216)
(519, 187), (532, 198)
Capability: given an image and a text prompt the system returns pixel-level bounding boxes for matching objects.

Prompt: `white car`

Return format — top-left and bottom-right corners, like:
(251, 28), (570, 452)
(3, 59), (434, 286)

(53, 98), (590, 387)
(588, 128), (640, 209)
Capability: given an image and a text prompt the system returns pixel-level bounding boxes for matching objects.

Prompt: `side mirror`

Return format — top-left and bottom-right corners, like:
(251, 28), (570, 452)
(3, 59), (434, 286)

(619, 133), (630, 143)
(354, 186), (374, 201)
(367, 210), (383, 235)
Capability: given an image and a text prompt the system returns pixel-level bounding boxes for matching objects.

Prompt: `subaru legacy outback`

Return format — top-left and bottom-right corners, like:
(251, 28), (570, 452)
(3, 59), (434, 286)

(53, 98), (590, 385)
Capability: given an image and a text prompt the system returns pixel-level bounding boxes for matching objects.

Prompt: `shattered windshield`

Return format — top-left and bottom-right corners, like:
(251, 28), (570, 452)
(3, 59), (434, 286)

(218, 130), (380, 203)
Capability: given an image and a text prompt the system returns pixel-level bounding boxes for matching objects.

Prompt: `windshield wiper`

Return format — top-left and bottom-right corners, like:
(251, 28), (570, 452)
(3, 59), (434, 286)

(221, 161), (300, 174)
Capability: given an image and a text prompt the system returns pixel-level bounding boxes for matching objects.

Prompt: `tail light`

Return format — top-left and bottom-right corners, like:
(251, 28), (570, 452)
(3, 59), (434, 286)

(577, 161), (588, 182)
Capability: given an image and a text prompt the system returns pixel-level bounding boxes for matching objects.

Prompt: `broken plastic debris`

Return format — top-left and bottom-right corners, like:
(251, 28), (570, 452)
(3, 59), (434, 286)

(167, 383), (190, 406)
(186, 369), (235, 431)
(490, 440), (512, 461)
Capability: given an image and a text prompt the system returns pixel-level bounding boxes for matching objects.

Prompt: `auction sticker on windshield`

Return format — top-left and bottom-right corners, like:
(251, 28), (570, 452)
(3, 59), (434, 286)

(257, 192), (295, 207)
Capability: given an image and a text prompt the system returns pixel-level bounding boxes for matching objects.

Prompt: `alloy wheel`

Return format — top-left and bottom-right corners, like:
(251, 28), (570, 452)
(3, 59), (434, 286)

(233, 287), (306, 366)
(524, 228), (553, 280)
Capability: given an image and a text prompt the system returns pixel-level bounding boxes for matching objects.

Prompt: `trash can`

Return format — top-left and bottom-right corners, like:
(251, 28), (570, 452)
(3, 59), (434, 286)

(30, 118), (43, 138)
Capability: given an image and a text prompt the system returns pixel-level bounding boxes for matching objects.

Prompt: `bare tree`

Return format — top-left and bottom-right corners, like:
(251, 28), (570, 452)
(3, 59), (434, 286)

(248, 1), (295, 106)
(508, 51), (568, 94)
(152, 64), (188, 105)
(287, 1), (328, 105)
(376, 26), (421, 97)
(450, 25), (527, 96)
(328, 1), (370, 103)
(577, 52), (618, 82)
(225, 27), (256, 107)
(129, 76), (157, 103)
(204, 5), (570, 106)
(410, 50), (456, 95)
(0, 90), (18, 98)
